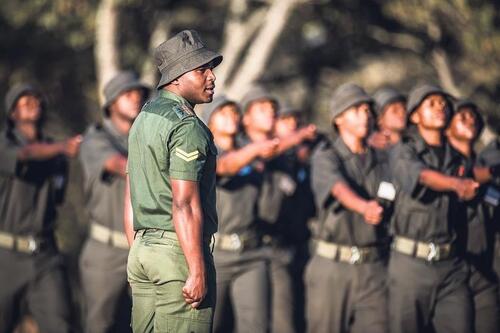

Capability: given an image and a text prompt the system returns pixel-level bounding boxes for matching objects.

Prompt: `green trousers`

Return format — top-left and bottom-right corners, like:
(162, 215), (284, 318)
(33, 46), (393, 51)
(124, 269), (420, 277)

(127, 229), (215, 333)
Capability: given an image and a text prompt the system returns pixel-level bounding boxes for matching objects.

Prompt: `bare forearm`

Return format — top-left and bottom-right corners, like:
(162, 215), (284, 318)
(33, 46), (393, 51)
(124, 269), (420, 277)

(216, 143), (260, 176)
(104, 155), (127, 178)
(276, 132), (303, 154)
(419, 169), (458, 192)
(173, 203), (205, 276)
(332, 182), (368, 215)
(17, 142), (64, 161)
(123, 175), (134, 246)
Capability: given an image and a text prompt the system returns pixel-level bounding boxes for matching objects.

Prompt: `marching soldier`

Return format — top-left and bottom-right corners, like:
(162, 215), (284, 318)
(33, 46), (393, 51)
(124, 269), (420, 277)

(388, 84), (478, 333)
(125, 30), (222, 332)
(0, 83), (81, 332)
(368, 87), (407, 150)
(446, 100), (499, 333)
(79, 71), (149, 333)
(306, 83), (392, 333)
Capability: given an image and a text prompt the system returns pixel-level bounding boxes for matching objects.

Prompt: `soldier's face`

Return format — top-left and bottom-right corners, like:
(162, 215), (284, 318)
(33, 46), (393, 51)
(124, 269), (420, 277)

(111, 89), (144, 121)
(336, 103), (371, 139)
(412, 94), (448, 130)
(447, 108), (477, 141)
(244, 100), (276, 134)
(177, 63), (216, 104)
(274, 115), (298, 138)
(11, 94), (42, 124)
(379, 101), (406, 132)
(209, 104), (240, 136)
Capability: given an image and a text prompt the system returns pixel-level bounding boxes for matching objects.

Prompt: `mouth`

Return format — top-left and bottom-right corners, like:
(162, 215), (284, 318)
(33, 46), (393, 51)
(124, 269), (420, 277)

(205, 86), (215, 95)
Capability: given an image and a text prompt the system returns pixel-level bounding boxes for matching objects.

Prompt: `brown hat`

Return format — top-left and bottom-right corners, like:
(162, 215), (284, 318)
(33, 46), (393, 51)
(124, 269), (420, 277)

(102, 71), (150, 116)
(154, 30), (223, 89)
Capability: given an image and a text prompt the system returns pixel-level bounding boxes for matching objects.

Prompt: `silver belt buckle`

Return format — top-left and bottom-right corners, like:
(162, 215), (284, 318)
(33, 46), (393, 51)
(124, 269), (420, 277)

(27, 236), (38, 254)
(427, 243), (439, 261)
(229, 233), (242, 251)
(350, 247), (361, 264)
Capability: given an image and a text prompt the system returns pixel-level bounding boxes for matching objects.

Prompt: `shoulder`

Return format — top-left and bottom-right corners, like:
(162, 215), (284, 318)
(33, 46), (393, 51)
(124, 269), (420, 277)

(142, 96), (195, 123)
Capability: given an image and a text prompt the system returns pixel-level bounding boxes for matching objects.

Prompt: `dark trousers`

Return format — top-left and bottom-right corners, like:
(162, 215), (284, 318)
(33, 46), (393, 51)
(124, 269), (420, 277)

(305, 255), (388, 333)
(79, 239), (131, 333)
(268, 246), (295, 333)
(0, 248), (72, 333)
(388, 251), (472, 333)
(213, 248), (269, 333)
(468, 263), (499, 333)
(494, 235), (500, 301)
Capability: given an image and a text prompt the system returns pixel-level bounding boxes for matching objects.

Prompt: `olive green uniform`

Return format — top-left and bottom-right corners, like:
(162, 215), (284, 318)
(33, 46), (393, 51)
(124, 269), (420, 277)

(0, 129), (72, 333)
(127, 90), (218, 333)
(79, 119), (131, 333)
(306, 136), (391, 333)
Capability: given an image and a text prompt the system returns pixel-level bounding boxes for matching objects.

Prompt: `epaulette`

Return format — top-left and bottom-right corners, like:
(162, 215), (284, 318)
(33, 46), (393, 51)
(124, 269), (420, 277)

(173, 104), (196, 120)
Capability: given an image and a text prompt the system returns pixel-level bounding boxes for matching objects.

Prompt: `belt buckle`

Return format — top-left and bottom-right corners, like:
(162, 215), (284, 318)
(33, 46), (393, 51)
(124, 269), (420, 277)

(350, 247), (361, 264)
(427, 243), (439, 262)
(229, 233), (242, 251)
(27, 236), (38, 254)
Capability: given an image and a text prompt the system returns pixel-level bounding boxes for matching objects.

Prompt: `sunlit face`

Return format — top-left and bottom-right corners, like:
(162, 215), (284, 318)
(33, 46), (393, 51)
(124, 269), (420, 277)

(176, 62), (216, 104)
(110, 88), (145, 121)
(274, 115), (298, 138)
(411, 94), (448, 130)
(335, 103), (371, 139)
(243, 100), (277, 134)
(10, 94), (42, 124)
(447, 108), (478, 141)
(209, 104), (240, 136)
(379, 101), (407, 132)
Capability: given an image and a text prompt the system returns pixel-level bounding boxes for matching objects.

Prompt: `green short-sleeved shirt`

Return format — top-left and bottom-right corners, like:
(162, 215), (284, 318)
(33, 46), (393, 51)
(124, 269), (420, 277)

(127, 90), (218, 236)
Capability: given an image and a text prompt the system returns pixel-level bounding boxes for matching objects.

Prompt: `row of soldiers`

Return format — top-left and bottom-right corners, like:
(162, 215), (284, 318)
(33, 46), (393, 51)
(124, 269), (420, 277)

(0, 69), (499, 333)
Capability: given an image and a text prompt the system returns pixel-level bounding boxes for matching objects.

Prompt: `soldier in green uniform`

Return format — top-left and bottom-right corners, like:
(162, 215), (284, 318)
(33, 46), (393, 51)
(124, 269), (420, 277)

(446, 100), (499, 333)
(0, 83), (81, 332)
(79, 71), (149, 333)
(388, 84), (479, 333)
(368, 87), (407, 150)
(306, 83), (392, 333)
(125, 30), (222, 333)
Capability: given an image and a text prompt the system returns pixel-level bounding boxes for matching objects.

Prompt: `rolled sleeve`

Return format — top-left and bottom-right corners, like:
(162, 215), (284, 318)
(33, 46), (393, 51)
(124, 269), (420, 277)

(79, 131), (116, 185)
(311, 142), (345, 208)
(168, 119), (210, 181)
(390, 142), (425, 195)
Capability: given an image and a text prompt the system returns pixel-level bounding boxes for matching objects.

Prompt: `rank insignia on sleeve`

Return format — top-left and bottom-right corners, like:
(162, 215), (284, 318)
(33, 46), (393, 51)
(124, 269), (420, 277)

(175, 148), (199, 161)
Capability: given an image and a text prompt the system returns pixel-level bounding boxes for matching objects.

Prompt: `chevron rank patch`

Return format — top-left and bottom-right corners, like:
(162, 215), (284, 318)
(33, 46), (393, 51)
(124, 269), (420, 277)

(175, 148), (199, 162)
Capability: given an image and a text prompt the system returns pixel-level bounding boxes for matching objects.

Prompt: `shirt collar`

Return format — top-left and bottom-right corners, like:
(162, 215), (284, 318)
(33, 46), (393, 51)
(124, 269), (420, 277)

(159, 90), (194, 110)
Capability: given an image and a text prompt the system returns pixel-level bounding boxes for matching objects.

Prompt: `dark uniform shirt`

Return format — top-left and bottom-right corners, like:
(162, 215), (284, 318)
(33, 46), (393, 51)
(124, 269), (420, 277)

(389, 130), (465, 244)
(127, 90), (218, 236)
(79, 119), (128, 232)
(311, 136), (391, 247)
(0, 129), (67, 236)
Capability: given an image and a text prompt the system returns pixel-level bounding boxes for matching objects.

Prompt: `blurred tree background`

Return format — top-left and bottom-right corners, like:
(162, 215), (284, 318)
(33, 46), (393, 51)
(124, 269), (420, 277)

(1, 0), (500, 331)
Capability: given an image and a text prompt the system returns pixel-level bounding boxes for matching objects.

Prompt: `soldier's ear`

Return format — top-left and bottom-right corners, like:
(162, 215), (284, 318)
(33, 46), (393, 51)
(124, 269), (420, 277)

(410, 110), (420, 124)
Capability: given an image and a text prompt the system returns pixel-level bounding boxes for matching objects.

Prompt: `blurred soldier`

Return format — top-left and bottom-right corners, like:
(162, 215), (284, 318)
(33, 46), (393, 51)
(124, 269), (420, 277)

(202, 95), (279, 333)
(368, 87), (407, 150)
(125, 30), (221, 333)
(388, 84), (478, 333)
(0, 83), (81, 332)
(79, 71), (149, 333)
(306, 83), (391, 333)
(446, 100), (499, 333)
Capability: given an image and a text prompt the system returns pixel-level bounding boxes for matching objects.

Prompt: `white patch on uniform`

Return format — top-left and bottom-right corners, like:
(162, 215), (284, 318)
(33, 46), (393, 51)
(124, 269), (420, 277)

(377, 181), (396, 201)
(175, 148), (199, 162)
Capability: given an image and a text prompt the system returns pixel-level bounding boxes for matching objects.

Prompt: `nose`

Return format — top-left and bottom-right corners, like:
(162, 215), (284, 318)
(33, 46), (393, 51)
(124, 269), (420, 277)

(207, 68), (216, 82)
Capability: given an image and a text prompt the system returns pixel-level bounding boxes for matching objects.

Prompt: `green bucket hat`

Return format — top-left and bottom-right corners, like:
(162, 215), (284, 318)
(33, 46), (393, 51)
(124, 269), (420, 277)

(330, 83), (373, 120)
(200, 95), (239, 125)
(102, 71), (150, 116)
(453, 99), (485, 139)
(240, 85), (279, 114)
(154, 30), (223, 90)
(372, 87), (406, 117)
(5, 83), (46, 116)
(406, 83), (454, 119)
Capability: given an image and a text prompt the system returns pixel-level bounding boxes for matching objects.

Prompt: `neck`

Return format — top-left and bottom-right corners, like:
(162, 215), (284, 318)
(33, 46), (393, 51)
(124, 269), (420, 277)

(164, 86), (195, 108)
(246, 127), (270, 143)
(418, 126), (442, 146)
(15, 122), (38, 142)
(213, 132), (235, 151)
(448, 135), (472, 157)
(109, 113), (133, 135)
(339, 130), (366, 154)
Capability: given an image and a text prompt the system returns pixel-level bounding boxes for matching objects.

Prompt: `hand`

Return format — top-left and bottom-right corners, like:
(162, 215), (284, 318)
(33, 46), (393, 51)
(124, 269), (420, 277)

(257, 138), (280, 159)
(454, 178), (479, 200)
(182, 272), (207, 309)
(63, 135), (82, 157)
(299, 124), (317, 141)
(362, 200), (383, 225)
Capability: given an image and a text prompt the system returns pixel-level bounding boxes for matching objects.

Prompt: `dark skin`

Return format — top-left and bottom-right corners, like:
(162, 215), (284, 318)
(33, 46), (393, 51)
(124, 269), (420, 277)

(332, 103), (383, 225)
(410, 94), (478, 200)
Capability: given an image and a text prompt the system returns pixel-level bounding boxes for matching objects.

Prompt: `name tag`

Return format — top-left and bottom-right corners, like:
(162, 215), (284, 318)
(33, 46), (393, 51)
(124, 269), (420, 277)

(377, 181), (396, 202)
